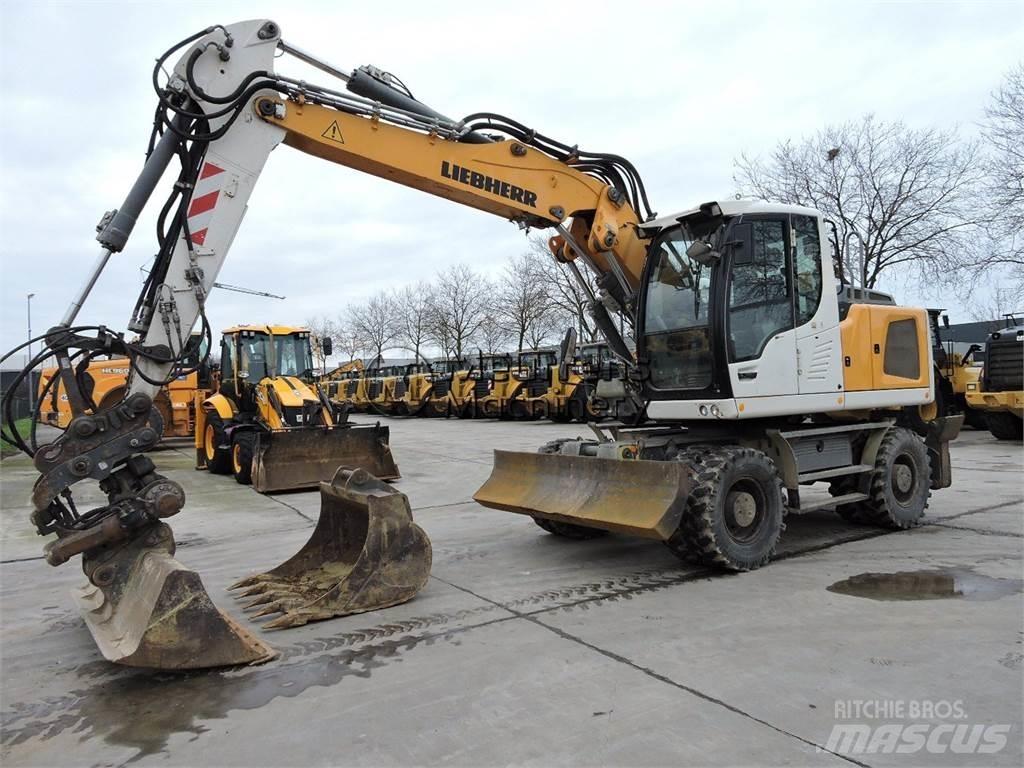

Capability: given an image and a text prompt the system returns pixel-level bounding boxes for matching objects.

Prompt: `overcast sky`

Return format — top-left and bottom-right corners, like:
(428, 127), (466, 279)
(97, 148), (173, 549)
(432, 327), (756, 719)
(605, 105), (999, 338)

(1, 0), (1021, 363)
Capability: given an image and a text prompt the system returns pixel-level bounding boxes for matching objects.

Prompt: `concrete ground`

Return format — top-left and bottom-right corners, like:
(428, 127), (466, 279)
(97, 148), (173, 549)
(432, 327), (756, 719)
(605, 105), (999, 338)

(0, 419), (1021, 767)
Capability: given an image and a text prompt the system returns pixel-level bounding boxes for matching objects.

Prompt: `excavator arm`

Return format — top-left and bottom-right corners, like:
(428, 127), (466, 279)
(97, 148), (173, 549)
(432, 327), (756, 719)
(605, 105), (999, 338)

(2, 19), (652, 669)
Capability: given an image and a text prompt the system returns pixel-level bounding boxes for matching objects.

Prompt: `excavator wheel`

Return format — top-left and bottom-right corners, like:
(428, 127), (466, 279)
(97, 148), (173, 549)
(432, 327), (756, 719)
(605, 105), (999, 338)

(232, 430), (256, 485)
(665, 446), (785, 571)
(857, 427), (931, 529)
(203, 414), (233, 474)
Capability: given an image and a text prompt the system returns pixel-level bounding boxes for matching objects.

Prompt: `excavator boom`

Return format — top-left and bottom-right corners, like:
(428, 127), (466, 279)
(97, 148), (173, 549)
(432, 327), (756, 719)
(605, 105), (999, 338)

(5, 19), (650, 669)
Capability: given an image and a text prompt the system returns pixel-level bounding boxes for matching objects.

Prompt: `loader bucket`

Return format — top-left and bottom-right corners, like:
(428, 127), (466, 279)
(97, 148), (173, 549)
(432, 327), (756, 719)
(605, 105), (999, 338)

(229, 467), (432, 629)
(73, 523), (276, 669)
(474, 449), (692, 540)
(252, 424), (399, 493)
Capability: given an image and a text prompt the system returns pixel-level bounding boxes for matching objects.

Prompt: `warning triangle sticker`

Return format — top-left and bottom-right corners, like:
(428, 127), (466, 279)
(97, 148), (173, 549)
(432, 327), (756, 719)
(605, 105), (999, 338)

(321, 121), (345, 144)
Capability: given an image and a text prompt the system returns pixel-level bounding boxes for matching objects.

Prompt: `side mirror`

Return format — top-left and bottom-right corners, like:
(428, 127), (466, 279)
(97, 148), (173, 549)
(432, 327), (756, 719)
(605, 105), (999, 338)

(726, 222), (754, 265)
(558, 327), (577, 380)
(686, 240), (719, 267)
(322, 336), (333, 357)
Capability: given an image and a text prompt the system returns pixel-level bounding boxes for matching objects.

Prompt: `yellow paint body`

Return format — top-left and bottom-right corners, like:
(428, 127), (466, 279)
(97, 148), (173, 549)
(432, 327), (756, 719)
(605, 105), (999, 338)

(37, 358), (201, 438)
(839, 305), (930, 392)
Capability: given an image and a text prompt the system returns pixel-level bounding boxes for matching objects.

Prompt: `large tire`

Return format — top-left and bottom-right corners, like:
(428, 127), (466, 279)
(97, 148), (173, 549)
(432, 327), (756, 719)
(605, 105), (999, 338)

(985, 411), (1023, 441)
(665, 446), (785, 571)
(859, 427), (931, 529)
(203, 413), (233, 475)
(531, 439), (609, 540)
(231, 430), (256, 485)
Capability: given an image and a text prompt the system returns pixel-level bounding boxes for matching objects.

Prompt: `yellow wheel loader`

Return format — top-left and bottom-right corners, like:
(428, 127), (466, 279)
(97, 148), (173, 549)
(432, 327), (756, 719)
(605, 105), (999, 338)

(474, 353), (529, 419)
(510, 334), (591, 422)
(196, 325), (399, 492)
(965, 318), (1024, 440)
(424, 358), (476, 417)
(392, 364), (436, 416)
(4, 20), (960, 669)
(321, 359), (369, 412)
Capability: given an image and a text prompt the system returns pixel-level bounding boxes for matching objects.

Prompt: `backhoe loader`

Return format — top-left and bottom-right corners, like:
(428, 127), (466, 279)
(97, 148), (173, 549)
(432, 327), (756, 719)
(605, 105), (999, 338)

(196, 325), (399, 492)
(1, 19), (960, 670)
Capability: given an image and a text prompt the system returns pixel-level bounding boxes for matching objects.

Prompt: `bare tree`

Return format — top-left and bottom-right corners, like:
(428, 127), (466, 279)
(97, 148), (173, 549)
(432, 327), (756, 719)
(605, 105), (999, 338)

(304, 315), (335, 375)
(427, 264), (492, 361)
(496, 252), (551, 350)
(527, 236), (601, 341)
(975, 62), (1024, 301)
(478, 312), (511, 354)
(735, 114), (984, 289)
(332, 317), (366, 363)
(394, 282), (434, 364)
(347, 291), (399, 370)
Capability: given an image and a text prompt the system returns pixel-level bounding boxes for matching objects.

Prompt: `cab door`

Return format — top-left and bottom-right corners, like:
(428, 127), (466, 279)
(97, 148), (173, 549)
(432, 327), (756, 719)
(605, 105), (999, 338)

(726, 217), (798, 398)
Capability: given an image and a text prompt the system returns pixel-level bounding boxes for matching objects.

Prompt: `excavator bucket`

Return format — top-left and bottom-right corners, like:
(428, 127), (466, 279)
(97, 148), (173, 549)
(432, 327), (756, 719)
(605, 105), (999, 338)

(474, 449), (692, 540)
(252, 424), (399, 493)
(229, 468), (432, 629)
(73, 523), (276, 669)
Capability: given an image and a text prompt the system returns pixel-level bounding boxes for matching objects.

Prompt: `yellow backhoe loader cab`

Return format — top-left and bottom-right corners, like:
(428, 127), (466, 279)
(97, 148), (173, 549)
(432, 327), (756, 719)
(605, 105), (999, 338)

(196, 325), (399, 492)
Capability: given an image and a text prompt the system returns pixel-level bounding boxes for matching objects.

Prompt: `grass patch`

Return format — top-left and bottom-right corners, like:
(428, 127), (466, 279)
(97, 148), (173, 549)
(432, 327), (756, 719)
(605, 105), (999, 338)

(1, 417), (33, 458)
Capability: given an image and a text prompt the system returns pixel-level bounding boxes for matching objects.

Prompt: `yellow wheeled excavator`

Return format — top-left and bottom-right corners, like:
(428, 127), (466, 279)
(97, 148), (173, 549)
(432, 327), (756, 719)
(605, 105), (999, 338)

(1, 19), (961, 670)
(196, 325), (398, 492)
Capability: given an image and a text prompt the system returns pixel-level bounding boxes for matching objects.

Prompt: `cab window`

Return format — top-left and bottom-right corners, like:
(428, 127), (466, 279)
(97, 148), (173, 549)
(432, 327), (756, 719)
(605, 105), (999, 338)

(219, 335), (235, 377)
(792, 215), (822, 326)
(728, 219), (793, 362)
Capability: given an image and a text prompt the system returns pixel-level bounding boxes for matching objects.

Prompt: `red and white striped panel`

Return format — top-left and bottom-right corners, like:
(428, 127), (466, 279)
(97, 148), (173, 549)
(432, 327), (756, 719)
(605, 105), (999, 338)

(186, 162), (226, 245)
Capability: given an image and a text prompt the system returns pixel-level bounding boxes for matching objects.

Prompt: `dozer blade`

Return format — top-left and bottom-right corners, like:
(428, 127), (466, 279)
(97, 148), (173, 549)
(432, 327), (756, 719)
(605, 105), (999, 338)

(252, 424), (399, 494)
(474, 449), (692, 540)
(73, 523), (277, 669)
(229, 468), (432, 630)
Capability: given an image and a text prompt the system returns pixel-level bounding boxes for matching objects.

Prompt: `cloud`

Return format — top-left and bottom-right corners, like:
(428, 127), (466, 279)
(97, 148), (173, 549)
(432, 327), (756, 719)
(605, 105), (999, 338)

(1, 0), (1021, 359)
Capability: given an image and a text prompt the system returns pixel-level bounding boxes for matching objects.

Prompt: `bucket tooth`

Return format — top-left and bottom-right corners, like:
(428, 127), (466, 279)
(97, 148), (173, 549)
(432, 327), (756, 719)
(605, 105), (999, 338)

(75, 523), (277, 669)
(231, 468), (431, 629)
(474, 449), (693, 540)
(251, 424), (400, 494)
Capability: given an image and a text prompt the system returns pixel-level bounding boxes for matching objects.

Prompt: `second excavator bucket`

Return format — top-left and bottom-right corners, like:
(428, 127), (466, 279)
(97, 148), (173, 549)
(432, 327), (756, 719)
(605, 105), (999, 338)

(74, 523), (277, 669)
(474, 449), (693, 539)
(252, 423), (399, 493)
(230, 468), (432, 630)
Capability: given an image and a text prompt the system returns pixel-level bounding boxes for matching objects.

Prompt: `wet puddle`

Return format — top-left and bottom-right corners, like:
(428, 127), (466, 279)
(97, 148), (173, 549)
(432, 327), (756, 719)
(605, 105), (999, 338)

(828, 569), (1023, 602)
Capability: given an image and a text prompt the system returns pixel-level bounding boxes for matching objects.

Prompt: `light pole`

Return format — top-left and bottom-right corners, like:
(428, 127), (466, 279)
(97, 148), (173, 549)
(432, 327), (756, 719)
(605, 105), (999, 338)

(26, 292), (35, 417)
